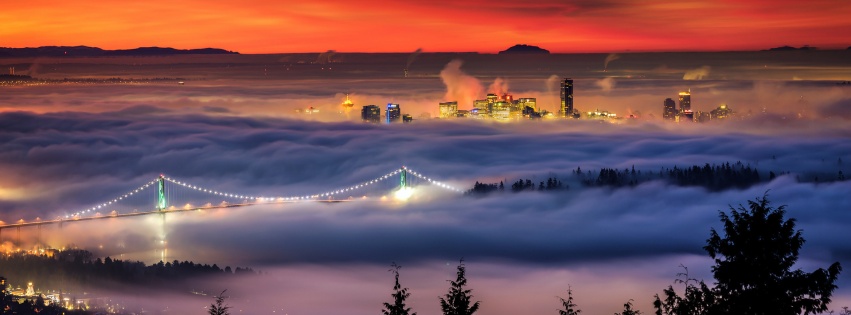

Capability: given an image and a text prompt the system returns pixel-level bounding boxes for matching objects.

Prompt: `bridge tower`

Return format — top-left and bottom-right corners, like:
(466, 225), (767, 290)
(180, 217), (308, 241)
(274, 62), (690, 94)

(157, 175), (167, 210)
(400, 167), (407, 189)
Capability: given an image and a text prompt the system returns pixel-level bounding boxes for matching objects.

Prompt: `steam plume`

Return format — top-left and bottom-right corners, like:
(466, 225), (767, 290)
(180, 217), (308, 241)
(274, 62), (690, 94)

(683, 66), (711, 80)
(440, 60), (483, 107)
(596, 77), (616, 92)
(488, 77), (510, 96)
(604, 53), (621, 70)
(406, 48), (423, 68)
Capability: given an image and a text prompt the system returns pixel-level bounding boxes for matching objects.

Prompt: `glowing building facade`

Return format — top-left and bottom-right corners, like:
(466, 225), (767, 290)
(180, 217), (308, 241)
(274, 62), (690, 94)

(681, 110), (695, 122)
(517, 98), (537, 112)
(663, 98), (677, 120)
(361, 105), (381, 123)
(678, 90), (691, 112)
(710, 104), (732, 120)
(386, 103), (401, 123)
(560, 78), (574, 118)
(439, 101), (458, 118)
(491, 101), (512, 121)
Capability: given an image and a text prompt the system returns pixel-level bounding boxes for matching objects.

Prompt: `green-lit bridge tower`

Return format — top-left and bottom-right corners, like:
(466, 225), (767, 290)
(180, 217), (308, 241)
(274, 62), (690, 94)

(400, 168), (408, 189)
(157, 175), (167, 210)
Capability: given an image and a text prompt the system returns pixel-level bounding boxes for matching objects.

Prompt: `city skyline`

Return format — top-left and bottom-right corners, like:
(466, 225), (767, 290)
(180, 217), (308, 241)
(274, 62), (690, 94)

(3, 0), (850, 54)
(2, 1), (850, 314)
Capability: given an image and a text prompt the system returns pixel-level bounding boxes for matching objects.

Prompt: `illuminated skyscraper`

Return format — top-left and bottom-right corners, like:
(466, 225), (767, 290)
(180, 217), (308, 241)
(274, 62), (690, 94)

(361, 105), (381, 123)
(560, 78), (574, 118)
(386, 103), (401, 123)
(402, 114), (413, 123)
(439, 101), (458, 118)
(678, 90), (691, 112)
(663, 98), (677, 120)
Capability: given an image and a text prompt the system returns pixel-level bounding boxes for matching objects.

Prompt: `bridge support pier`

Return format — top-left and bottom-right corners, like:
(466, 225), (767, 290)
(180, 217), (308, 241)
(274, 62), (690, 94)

(157, 175), (167, 210)
(159, 212), (168, 263)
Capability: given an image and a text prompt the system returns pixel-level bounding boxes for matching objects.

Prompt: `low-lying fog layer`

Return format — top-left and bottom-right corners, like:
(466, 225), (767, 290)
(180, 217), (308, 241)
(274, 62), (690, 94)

(0, 52), (850, 314)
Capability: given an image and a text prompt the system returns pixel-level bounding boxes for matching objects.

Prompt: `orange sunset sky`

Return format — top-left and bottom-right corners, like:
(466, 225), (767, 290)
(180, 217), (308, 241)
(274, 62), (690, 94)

(3, 0), (850, 53)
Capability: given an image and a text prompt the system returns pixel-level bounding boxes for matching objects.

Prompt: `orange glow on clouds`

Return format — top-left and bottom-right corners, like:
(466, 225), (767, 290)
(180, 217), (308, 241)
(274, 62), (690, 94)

(4, 0), (850, 53)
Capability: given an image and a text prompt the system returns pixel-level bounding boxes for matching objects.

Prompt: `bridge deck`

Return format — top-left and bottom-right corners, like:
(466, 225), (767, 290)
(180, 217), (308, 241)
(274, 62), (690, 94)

(0, 199), (349, 229)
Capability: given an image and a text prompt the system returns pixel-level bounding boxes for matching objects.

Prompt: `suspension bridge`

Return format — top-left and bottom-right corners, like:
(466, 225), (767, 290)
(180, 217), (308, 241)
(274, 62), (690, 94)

(0, 166), (462, 231)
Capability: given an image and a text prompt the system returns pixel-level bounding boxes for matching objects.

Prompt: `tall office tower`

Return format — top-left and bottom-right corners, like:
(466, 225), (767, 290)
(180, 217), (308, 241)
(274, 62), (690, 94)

(663, 98), (677, 120)
(560, 78), (574, 118)
(678, 90), (691, 112)
(386, 103), (401, 123)
(361, 105), (381, 123)
(439, 101), (458, 118)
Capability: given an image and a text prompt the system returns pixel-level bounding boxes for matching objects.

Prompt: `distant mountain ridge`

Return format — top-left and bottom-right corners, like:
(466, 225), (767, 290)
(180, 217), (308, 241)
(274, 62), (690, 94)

(765, 45), (817, 51)
(498, 44), (550, 54)
(0, 46), (239, 57)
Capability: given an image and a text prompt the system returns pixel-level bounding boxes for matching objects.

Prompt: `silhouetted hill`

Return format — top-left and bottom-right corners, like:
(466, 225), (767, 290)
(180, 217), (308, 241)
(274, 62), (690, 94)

(765, 45), (817, 51)
(0, 46), (239, 57)
(498, 44), (549, 54)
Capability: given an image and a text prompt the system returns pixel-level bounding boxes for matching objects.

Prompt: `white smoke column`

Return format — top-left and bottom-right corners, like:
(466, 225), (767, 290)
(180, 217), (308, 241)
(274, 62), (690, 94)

(406, 48), (423, 68)
(683, 66), (711, 80)
(440, 60), (483, 107)
(596, 77), (616, 92)
(604, 53), (621, 70)
(27, 60), (42, 77)
(542, 75), (562, 112)
(546, 75), (560, 94)
(488, 77), (510, 96)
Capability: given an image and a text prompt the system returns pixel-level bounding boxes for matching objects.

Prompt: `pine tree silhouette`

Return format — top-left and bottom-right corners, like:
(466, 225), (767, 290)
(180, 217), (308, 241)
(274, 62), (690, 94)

(440, 260), (480, 315)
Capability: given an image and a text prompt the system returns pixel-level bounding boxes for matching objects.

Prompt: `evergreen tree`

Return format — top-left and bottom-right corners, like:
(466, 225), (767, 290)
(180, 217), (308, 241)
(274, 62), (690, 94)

(208, 290), (231, 315)
(615, 300), (641, 315)
(383, 263), (415, 315)
(557, 287), (581, 315)
(440, 260), (480, 315)
(655, 194), (842, 315)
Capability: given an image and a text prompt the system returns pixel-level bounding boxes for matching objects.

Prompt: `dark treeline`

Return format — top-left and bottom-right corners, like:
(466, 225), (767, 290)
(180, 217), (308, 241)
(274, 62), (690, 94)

(0, 249), (256, 292)
(466, 161), (849, 195)
(582, 162), (762, 190)
(467, 177), (565, 195)
(379, 195), (846, 315)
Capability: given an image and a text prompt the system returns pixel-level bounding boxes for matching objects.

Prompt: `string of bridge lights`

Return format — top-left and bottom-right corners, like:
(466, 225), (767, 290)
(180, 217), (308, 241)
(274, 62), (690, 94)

(64, 167), (460, 220)
(163, 168), (404, 201)
(65, 179), (159, 219)
(403, 167), (462, 192)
